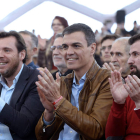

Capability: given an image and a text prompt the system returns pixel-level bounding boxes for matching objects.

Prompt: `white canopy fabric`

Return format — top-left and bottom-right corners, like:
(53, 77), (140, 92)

(0, 0), (140, 38)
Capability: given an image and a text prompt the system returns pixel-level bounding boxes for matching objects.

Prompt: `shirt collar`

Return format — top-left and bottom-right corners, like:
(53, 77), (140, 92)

(73, 72), (87, 85)
(0, 64), (24, 85)
(58, 71), (62, 77)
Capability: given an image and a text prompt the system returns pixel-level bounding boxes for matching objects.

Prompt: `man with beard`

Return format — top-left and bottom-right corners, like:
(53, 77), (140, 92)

(0, 31), (44, 140)
(105, 33), (140, 140)
(103, 37), (130, 79)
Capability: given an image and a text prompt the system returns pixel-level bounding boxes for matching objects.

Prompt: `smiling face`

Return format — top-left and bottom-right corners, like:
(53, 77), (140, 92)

(52, 37), (67, 69)
(110, 41), (130, 77)
(52, 19), (65, 34)
(62, 31), (95, 74)
(0, 36), (25, 78)
(128, 40), (140, 78)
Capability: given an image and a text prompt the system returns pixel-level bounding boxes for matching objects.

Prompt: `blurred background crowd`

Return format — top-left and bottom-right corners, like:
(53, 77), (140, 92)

(0, 0), (140, 73)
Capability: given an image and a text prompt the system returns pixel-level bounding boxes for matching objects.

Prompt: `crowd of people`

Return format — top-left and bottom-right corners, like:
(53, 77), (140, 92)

(0, 15), (140, 140)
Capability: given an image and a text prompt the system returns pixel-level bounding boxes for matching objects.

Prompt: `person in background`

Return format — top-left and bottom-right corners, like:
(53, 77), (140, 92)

(0, 31), (44, 140)
(51, 33), (72, 80)
(94, 42), (103, 67)
(129, 21), (139, 36)
(103, 37), (130, 79)
(37, 16), (68, 73)
(100, 34), (119, 64)
(106, 33), (140, 140)
(19, 30), (39, 69)
(35, 23), (112, 140)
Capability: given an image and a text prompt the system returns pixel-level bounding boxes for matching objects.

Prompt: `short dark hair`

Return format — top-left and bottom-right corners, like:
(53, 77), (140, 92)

(101, 34), (120, 44)
(62, 23), (95, 46)
(19, 30), (38, 48)
(128, 33), (140, 45)
(0, 31), (27, 63)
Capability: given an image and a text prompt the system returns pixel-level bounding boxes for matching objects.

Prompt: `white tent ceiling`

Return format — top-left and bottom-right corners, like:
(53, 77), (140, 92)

(0, 0), (140, 38)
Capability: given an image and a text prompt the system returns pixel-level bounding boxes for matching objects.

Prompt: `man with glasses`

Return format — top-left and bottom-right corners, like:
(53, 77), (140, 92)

(100, 34), (119, 64)
(51, 33), (72, 80)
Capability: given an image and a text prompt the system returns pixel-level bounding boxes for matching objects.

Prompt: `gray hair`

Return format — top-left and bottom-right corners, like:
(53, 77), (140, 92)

(19, 30), (38, 48)
(113, 37), (131, 54)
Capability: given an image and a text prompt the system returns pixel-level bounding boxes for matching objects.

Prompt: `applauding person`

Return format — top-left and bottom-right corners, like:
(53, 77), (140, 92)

(35, 23), (113, 140)
(106, 33), (140, 140)
(103, 37), (130, 79)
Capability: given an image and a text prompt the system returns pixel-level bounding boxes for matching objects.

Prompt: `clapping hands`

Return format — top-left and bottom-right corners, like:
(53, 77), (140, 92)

(109, 70), (140, 108)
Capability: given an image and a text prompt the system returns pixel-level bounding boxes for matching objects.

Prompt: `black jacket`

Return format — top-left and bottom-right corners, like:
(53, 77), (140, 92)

(0, 65), (44, 140)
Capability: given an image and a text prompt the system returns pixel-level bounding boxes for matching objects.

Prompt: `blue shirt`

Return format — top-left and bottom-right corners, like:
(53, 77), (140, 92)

(44, 73), (86, 140)
(0, 64), (24, 140)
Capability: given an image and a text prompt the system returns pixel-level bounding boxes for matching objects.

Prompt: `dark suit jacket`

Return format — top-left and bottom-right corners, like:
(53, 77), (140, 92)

(0, 65), (44, 140)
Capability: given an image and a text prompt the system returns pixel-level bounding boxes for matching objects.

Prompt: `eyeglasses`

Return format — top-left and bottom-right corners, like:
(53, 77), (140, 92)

(52, 23), (62, 27)
(51, 45), (63, 51)
(101, 45), (112, 51)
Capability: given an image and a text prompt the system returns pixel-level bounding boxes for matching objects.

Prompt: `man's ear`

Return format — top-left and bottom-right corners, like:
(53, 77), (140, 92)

(32, 47), (37, 55)
(19, 50), (26, 61)
(90, 43), (96, 56)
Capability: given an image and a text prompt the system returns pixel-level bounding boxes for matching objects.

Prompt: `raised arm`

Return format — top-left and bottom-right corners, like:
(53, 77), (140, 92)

(106, 70), (128, 139)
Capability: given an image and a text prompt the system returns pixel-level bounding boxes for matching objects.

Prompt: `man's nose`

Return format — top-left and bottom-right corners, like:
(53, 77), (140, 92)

(111, 55), (117, 62)
(0, 50), (4, 57)
(105, 47), (110, 53)
(53, 48), (59, 55)
(66, 46), (74, 55)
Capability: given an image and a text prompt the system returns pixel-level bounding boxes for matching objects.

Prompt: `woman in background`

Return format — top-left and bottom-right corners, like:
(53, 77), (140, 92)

(37, 16), (68, 72)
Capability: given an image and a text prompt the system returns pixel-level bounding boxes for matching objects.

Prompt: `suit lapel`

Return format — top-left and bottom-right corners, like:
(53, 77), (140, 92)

(0, 84), (3, 96)
(10, 65), (30, 108)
